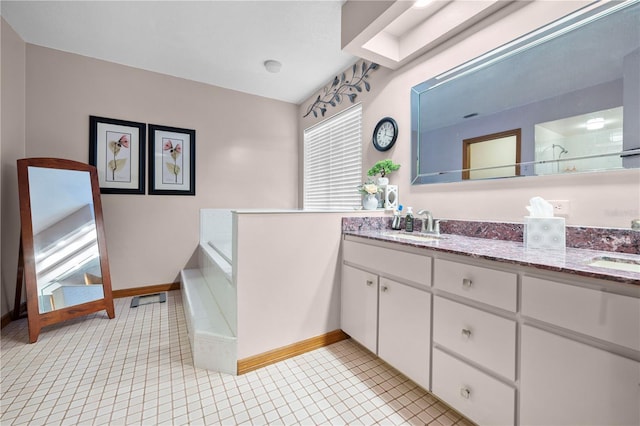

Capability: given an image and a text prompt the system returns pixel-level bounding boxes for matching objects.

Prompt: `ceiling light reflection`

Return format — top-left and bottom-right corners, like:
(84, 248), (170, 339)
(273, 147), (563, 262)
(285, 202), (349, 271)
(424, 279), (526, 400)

(586, 117), (605, 130)
(414, 0), (432, 8)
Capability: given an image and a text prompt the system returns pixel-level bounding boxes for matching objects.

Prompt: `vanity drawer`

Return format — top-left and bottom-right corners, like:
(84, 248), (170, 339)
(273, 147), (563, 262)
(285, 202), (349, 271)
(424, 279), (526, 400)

(522, 276), (640, 351)
(433, 259), (517, 311)
(432, 348), (515, 426)
(343, 240), (431, 287)
(434, 296), (516, 380)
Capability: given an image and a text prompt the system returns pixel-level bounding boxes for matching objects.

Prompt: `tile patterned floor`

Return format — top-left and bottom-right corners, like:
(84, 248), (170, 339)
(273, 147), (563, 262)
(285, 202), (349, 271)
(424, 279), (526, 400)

(1, 291), (473, 426)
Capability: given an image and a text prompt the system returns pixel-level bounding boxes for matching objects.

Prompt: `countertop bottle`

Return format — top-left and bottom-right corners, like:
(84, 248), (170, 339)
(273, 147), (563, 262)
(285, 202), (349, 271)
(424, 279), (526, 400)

(391, 205), (403, 230)
(405, 206), (414, 232)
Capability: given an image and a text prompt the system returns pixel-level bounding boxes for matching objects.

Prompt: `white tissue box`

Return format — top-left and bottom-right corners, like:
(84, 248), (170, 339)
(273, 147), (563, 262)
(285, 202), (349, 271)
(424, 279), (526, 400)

(524, 216), (566, 250)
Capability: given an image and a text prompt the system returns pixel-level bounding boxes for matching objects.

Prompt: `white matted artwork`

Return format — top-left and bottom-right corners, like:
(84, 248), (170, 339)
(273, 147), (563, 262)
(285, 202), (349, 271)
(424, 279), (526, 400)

(148, 124), (196, 195)
(89, 116), (145, 194)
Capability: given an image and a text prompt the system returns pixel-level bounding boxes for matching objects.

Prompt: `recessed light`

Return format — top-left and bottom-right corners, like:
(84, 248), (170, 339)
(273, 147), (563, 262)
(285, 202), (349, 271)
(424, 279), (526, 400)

(586, 117), (605, 130)
(264, 60), (282, 73)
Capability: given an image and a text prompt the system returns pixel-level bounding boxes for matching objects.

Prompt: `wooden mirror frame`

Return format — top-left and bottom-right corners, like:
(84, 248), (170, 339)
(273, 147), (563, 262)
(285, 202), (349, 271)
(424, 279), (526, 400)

(15, 158), (115, 343)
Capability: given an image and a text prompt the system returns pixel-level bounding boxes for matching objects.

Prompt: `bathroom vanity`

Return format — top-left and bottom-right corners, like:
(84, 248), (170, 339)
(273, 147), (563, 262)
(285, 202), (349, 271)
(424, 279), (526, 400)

(341, 227), (640, 426)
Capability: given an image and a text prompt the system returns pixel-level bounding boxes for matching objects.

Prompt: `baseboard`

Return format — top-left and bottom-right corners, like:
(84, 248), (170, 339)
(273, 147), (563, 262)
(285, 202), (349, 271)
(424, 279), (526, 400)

(237, 329), (349, 375)
(112, 282), (180, 298)
(1, 283), (180, 329)
(1, 312), (13, 329)
(1, 302), (26, 329)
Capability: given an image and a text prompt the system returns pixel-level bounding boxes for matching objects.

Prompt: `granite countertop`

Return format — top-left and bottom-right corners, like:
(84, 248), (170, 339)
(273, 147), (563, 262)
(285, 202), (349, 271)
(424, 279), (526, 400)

(344, 229), (640, 286)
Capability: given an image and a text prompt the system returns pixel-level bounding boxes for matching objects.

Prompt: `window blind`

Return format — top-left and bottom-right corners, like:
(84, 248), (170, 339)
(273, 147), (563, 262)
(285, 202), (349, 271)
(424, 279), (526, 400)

(303, 104), (362, 210)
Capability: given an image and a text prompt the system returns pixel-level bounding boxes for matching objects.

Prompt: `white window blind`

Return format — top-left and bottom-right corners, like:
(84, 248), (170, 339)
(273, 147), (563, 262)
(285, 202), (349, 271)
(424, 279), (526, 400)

(303, 104), (362, 210)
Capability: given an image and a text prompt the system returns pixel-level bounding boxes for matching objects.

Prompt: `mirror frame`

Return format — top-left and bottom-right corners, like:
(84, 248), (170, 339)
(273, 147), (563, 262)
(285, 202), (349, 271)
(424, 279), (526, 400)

(411, 1), (640, 185)
(16, 157), (115, 343)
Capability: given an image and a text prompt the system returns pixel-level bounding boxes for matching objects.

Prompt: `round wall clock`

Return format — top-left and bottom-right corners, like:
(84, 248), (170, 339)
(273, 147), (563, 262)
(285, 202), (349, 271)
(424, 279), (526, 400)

(372, 117), (398, 151)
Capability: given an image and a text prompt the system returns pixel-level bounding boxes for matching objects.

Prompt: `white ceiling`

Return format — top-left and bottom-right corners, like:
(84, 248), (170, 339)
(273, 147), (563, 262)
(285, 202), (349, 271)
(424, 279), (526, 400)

(0, 0), (357, 104)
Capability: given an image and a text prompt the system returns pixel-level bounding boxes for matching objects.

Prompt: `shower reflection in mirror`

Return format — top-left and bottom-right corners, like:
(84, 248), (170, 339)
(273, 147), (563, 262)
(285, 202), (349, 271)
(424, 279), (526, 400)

(28, 167), (104, 313)
(534, 107), (624, 175)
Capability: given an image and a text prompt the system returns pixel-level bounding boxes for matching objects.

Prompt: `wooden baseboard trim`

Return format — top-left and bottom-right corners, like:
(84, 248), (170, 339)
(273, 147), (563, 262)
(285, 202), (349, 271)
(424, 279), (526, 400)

(112, 282), (180, 298)
(1, 302), (27, 329)
(1, 312), (12, 329)
(237, 329), (349, 375)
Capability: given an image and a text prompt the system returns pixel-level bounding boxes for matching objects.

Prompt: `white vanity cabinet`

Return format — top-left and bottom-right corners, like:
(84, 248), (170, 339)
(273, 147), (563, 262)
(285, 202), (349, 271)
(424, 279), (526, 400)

(342, 234), (640, 426)
(521, 325), (640, 426)
(341, 238), (432, 390)
(341, 264), (378, 354)
(431, 258), (518, 425)
(378, 277), (430, 390)
(520, 275), (640, 426)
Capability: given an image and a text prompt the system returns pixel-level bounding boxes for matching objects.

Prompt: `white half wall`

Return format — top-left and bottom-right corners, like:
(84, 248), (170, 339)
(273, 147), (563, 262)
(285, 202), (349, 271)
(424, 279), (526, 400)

(234, 210), (384, 359)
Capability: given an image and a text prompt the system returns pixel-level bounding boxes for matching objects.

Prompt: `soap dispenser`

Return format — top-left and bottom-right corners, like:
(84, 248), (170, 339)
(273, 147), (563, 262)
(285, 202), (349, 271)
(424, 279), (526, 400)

(405, 207), (414, 232)
(392, 205), (403, 230)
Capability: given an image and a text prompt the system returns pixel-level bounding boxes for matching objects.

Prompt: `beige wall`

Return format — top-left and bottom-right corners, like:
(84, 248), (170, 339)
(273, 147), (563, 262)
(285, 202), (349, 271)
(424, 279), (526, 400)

(300, 4), (640, 228)
(4, 44), (299, 298)
(1, 18), (27, 317)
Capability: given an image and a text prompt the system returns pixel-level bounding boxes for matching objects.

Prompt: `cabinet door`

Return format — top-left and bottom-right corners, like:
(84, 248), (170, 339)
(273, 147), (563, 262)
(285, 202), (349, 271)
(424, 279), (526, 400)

(378, 278), (431, 390)
(341, 264), (378, 353)
(521, 325), (640, 426)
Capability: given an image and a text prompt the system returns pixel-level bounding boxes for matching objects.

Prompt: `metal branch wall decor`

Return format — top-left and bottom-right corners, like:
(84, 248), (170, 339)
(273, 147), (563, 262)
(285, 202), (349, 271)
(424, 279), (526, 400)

(303, 61), (379, 118)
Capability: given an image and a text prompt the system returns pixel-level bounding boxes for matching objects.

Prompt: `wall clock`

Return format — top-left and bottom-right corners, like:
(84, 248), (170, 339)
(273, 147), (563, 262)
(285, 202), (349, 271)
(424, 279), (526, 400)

(372, 117), (398, 151)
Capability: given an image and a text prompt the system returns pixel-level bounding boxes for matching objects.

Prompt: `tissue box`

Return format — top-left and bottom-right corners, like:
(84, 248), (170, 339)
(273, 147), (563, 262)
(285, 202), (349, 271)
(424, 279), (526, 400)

(524, 216), (566, 250)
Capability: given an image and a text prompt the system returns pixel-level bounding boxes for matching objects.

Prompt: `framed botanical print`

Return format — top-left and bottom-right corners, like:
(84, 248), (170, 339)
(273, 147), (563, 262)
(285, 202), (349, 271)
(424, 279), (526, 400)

(89, 116), (146, 194)
(148, 124), (196, 195)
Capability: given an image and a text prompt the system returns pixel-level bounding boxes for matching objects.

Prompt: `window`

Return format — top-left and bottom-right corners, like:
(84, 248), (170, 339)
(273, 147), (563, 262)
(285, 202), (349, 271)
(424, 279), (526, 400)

(303, 104), (362, 210)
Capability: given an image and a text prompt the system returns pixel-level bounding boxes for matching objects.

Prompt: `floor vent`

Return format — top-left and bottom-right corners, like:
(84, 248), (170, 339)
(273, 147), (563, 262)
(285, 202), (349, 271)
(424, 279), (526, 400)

(130, 292), (167, 308)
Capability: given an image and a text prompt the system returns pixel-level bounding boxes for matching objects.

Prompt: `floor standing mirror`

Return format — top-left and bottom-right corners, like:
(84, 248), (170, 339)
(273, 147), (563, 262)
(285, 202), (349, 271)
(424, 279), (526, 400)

(15, 158), (115, 343)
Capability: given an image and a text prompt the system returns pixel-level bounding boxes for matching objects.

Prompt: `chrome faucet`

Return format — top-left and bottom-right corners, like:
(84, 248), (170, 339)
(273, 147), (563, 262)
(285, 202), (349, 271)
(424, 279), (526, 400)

(632, 219), (640, 230)
(417, 210), (439, 235)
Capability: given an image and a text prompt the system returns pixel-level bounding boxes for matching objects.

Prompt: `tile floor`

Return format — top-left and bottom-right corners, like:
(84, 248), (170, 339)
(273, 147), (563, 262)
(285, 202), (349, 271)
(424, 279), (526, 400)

(1, 291), (474, 426)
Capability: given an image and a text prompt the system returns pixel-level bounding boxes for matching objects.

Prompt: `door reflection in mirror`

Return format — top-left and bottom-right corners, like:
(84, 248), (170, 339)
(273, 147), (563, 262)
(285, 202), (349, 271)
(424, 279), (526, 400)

(28, 167), (104, 313)
(462, 129), (521, 180)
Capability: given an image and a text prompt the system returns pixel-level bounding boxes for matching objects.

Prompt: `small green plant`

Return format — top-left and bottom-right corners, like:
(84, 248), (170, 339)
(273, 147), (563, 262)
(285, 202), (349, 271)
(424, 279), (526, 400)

(367, 159), (401, 178)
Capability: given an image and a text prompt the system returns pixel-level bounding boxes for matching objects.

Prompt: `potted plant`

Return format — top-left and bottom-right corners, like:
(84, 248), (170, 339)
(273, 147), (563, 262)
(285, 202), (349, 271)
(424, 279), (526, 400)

(367, 159), (401, 186)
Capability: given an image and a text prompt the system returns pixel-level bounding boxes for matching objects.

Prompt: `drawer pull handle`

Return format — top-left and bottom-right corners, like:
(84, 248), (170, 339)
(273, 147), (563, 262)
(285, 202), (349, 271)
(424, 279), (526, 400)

(462, 278), (473, 288)
(460, 387), (471, 399)
(381, 285), (389, 292)
(366, 280), (374, 286)
(461, 328), (472, 339)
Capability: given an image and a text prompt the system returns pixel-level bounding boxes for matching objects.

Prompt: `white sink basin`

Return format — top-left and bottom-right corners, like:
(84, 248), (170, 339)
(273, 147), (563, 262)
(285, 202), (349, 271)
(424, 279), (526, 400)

(588, 256), (640, 273)
(381, 231), (446, 242)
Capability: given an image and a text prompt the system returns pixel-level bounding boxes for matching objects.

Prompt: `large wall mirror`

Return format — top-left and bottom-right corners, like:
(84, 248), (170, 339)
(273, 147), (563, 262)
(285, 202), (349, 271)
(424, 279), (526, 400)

(411, 1), (640, 184)
(16, 158), (115, 342)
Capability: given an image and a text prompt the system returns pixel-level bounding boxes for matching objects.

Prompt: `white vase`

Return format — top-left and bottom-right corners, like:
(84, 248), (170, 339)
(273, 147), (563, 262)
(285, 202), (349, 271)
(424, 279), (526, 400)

(377, 177), (389, 186)
(363, 194), (378, 210)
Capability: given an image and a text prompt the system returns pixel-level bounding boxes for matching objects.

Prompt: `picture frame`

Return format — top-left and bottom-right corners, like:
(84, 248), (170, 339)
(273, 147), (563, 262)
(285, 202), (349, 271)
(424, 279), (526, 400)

(89, 116), (146, 194)
(148, 124), (196, 196)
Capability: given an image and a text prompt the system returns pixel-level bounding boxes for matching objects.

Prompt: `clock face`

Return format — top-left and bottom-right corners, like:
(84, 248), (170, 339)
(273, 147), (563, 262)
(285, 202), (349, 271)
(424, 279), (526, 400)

(373, 118), (398, 151)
